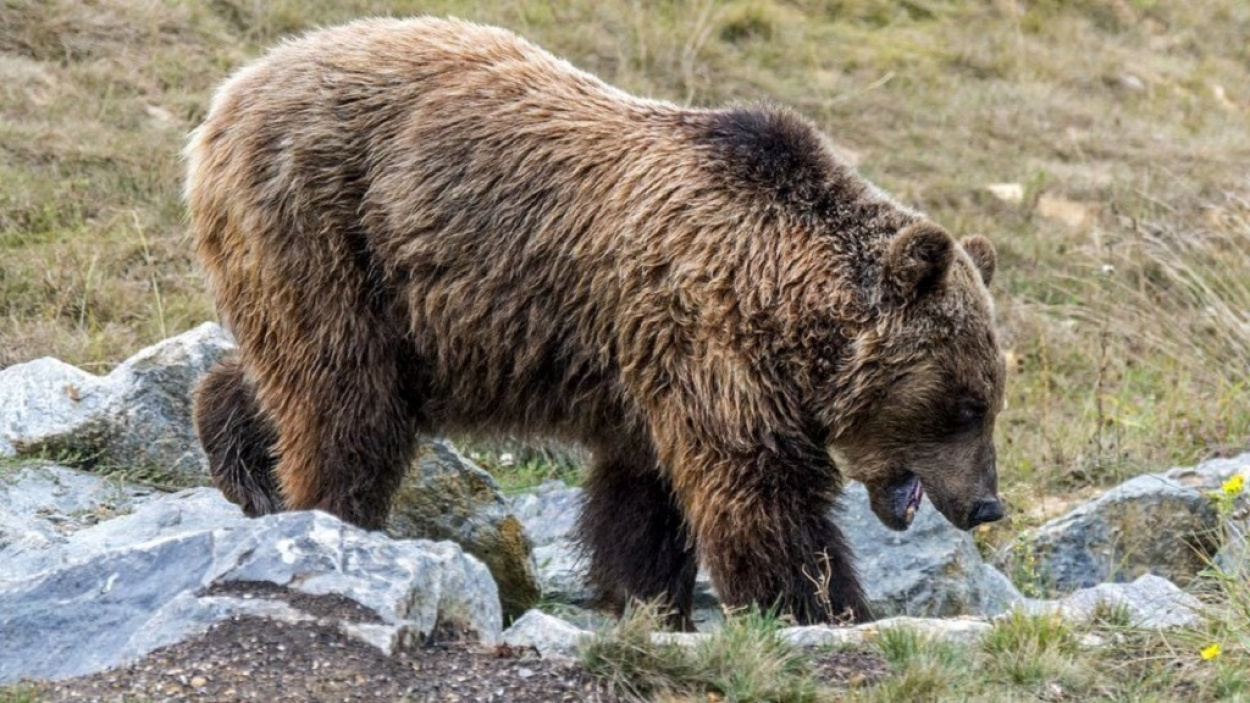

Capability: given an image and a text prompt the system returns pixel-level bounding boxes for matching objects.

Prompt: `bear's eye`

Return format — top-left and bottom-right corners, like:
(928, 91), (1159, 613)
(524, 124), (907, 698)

(950, 399), (987, 433)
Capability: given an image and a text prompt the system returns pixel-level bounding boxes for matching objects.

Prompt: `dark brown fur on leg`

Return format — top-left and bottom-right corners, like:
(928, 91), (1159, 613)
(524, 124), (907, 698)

(193, 355), (281, 517)
(580, 444), (699, 630)
(683, 446), (873, 625)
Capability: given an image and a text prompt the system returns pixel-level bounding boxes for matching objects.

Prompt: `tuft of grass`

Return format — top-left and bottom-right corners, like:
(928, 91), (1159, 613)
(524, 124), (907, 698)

(981, 611), (1084, 687)
(458, 438), (586, 493)
(581, 604), (833, 702)
(865, 627), (968, 702)
(0, 685), (40, 703)
(580, 604), (700, 701)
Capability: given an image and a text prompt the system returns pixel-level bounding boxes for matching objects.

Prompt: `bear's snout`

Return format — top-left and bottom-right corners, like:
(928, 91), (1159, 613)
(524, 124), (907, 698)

(966, 497), (1004, 527)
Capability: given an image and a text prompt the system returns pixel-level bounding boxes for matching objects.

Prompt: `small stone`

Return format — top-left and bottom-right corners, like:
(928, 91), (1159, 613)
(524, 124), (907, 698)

(190, 676), (207, 687)
(502, 610), (591, 659)
(986, 183), (1025, 205)
(1112, 73), (1145, 92)
(1036, 194), (1093, 228)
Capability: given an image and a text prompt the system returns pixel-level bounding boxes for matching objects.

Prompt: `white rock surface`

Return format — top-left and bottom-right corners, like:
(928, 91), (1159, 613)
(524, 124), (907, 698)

(0, 486), (501, 684)
(1020, 574), (1203, 629)
(502, 609), (592, 659)
(782, 616), (994, 648)
(0, 323), (235, 478)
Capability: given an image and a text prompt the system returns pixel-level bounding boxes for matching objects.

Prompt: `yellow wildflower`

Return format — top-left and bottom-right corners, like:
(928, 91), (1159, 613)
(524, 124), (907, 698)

(1201, 643), (1222, 661)
(1222, 475), (1245, 497)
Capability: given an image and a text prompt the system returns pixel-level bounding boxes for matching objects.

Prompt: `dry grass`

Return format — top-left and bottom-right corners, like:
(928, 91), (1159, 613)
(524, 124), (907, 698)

(582, 604), (840, 702)
(1, 1), (1247, 518)
(581, 590), (1250, 701)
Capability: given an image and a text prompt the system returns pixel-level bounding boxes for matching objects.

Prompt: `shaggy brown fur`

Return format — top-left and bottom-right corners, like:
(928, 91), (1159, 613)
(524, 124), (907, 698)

(187, 17), (1005, 626)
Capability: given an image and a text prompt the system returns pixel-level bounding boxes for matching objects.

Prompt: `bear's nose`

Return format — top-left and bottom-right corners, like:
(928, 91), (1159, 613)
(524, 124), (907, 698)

(967, 498), (1004, 527)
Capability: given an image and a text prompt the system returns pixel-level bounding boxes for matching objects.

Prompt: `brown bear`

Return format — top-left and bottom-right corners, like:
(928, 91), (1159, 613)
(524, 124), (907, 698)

(188, 17), (1005, 627)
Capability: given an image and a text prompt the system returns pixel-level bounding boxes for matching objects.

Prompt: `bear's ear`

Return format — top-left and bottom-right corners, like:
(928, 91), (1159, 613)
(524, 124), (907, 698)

(884, 223), (954, 300)
(961, 235), (996, 286)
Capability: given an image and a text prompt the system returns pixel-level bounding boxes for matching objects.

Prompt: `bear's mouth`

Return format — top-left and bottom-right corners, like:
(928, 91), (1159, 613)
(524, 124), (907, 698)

(891, 473), (925, 527)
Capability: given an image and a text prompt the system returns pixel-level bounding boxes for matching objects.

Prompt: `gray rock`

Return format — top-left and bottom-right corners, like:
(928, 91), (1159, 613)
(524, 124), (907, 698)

(502, 609), (591, 659)
(782, 617), (994, 648)
(1019, 574), (1203, 629)
(388, 439), (540, 620)
(1161, 453), (1250, 576)
(211, 511), (501, 645)
(102, 323), (236, 477)
(0, 486), (247, 582)
(1163, 453), (1250, 491)
(0, 488), (501, 684)
(532, 540), (594, 604)
(0, 462), (155, 552)
(0, 529), (219, 683)
(512, 481), (1021, 618)
(997, 472), (1222, 594)
(0, 358), (113, 460)
(510, 481), (583, 548)
(841, 483), (1022, 618)
(510, 483), (594, 604)
(0, 323), (235, 480)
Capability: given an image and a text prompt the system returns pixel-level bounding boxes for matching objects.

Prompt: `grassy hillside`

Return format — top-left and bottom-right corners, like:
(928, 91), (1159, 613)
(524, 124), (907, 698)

(3, 0), (1249, 529)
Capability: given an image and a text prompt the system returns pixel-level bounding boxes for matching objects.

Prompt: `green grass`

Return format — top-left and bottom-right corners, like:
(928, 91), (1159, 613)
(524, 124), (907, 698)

(581, 601), (1250, 701)
(0, 685), (39, 703)
(582, 604), (836, 702)
(458, 438), (587, 493)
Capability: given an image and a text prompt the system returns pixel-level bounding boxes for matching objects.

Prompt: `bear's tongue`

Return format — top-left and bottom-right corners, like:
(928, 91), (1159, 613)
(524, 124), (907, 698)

(904, 476), (924, 525)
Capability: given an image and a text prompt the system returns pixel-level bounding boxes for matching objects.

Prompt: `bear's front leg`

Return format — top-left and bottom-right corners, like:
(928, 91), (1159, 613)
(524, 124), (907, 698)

(679, 445), (873, 625)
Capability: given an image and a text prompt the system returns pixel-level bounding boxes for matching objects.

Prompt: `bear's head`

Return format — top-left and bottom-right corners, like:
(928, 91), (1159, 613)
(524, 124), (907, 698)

(826, 223), (1005, 532)
(691, 105), (1005, 532)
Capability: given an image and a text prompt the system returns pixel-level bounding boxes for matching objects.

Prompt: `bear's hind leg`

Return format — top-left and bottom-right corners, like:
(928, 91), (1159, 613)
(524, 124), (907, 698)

(193, 355), (282, 517)
(252, 328), (422, 531)
(580, 445), (699, 629)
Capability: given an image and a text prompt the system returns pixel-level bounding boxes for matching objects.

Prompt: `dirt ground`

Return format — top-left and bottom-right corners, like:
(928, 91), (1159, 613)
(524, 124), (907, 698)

(23, 585), (886, 702)
(26, 617), (886, 703)
(31, 615), (617, 703)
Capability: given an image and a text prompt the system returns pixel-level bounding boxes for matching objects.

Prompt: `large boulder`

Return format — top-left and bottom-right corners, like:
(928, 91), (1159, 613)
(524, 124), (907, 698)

(1161, 453), (1250, 576)
(996, 467), (1228, 594)
(2, 326), (544, 620)
(0, 485), (501, 684)
(840, 483), (1023, 618)
(0, 323), (235, 480)
(510, 481), (1023, 618)
(387, 439), (541, 619)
